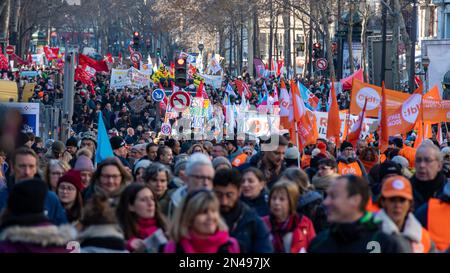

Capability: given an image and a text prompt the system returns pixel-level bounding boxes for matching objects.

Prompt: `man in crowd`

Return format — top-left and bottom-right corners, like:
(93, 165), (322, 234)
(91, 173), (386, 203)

(110, 136), (132, 170)
(213, 168), (273, 253)
(336, 141), (366, 177)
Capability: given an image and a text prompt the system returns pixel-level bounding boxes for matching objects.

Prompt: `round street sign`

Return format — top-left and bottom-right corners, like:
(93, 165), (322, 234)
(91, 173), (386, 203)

(316, 58), (328, 71)
(5, 45), (14, 55)
(161, 123), (172, 135)
(152, 88), (165, 102)
(170, 91), (191, 112)
(130, 52), (142, 63)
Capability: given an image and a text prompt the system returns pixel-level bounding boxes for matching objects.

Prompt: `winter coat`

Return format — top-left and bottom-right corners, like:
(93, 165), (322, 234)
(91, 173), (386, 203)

(167, 185), (188, 219)
(238, 152), (286, 189)
(297, 191), (328, 233)
(311, 173), (340, 197)
(410, 171), (446, 211)
(240, 188), (270, 217)
(158, 188), (176, 217)
(78, 224), (128, 253)
(374, 209), (436, 253)
(308, 212), (412, 253)
(0, 222), (76, 253)
(222, 201), (273, 253)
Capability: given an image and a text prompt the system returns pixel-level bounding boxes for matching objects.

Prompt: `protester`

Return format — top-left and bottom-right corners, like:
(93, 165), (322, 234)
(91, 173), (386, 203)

(143, 163), (174, 216)
(73, 153), (95, 188)
(312, 158), (339, 197)
(308, 175), (410, 253)
(83, 157), (132, 207)
(133, 159), (152, 184)
(156, 146), (174, 170)
(145, 143), (159, 162)
(212, 156), (232, 171)
(213, 168), (273, 253)
(164, 190), (240, 253)
(374, 175), (436, 253)
(0, 179), (76, 253)
(117, 183), (168, 252)
(44, 159), (70, 191)
(110, 136), (132, 170)
(262, 180), (316, 252)
(55, 170), (84, 226)
(336, 141), (366, 177)
(240, 167), (270, 217)
(77, 195), (128, 253)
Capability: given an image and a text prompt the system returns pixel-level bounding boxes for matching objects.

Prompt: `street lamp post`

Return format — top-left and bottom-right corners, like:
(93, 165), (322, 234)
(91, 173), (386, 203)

(422, 55), (430, 92)
(198, 43), (204, 72)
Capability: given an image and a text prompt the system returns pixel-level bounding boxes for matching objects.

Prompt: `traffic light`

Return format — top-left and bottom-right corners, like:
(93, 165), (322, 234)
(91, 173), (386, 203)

(175, 56), (187, 88)
(133, 31), (140, 51)
(156, 48), (161, 57)
(312, 42), (322, 59)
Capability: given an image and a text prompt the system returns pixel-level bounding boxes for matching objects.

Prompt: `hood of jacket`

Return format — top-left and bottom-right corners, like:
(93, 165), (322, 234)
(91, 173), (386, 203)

(77, 224), (125, 242)
(0, 224), (76, 246)
(374, 209), (422, 243)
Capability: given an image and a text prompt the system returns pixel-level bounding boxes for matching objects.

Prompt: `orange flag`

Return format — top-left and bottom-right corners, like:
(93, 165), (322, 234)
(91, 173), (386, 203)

(289, 80), (318, 150)
(379, 82), (389, 153)
(347, 98), (368, 146)
(414, 121), (433, 148)
(326, 81), (341, 146)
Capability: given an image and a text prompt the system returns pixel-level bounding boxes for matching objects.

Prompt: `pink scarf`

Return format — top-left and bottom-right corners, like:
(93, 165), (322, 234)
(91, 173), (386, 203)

(180, 231), (230, 253)
(136, 218), (159, 239)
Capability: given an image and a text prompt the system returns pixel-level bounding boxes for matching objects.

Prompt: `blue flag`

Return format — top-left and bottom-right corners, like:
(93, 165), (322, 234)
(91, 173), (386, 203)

(95, 112), (114, 164)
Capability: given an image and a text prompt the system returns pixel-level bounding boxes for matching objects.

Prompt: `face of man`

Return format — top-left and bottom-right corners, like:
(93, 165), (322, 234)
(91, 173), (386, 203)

(173, 141), (181, 155)
(148, 146), (158, 161)
(323, 178), (363, 224)
(115, 146), (128, 158)
(187, 165), (215, 192)
(343, 147), (354, 159)
(415, 147), (443, 181)
(214, 184), (240, 214)
(14, 154), (38, 182)
(160, 148), (173, 165)
(264, 145), (286, 167)
(212, 145), (226, 158)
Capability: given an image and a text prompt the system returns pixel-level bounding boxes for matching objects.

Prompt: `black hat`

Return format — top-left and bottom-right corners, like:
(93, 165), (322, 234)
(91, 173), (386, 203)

(340, 141), (353, 152)
(379, 160), (402, 181)
(391, 137), (404, 149)
(66, 137), (78, 148)
(8, 179), (48, 216)
(110, 136), (126, 150)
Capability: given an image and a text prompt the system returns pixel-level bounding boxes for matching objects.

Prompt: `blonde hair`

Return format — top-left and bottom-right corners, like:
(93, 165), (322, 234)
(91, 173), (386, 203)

(169, 190), (227, 242)
(44, 159), (70, 187)
(269, 180), (300, 216)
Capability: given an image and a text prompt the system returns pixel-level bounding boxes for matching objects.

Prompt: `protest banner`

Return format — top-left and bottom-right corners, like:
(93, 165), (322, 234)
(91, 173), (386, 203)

(4, 103), (40, 135)
(314, 111), (377, 140)
(110, 68), (131, 89)
(198, 73), (223, 89)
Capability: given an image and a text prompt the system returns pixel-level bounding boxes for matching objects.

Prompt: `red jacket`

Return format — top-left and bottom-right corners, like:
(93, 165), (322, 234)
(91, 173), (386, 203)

(262, 214), (316, 253)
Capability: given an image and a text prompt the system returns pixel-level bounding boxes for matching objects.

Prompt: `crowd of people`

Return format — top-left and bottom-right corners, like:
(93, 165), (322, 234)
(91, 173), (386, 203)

(0, 64), (449, 253)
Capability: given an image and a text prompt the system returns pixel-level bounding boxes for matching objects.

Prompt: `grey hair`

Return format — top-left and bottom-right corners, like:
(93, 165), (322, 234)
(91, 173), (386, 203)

(417, 141), (443, 163)
(143, 162), (172, 183)
(185, 153), (213, 176)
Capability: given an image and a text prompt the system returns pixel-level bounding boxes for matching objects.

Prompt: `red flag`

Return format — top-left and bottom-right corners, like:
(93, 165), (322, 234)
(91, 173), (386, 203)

(347, 98), (368, 146)
(196, 81), (208, 99)
(277, 60), (283, 76)
(105, 53), (113, 63)
(79, 54), (109, 72)
(43, 46), (59, 60)
(379, 82), (389, 153)
(118, 52), (123, 63)
(235, 79), (252, 99)
(326, 81), (341, 146)
(0, 53), (8, 70)
(75, 67), (94, 87)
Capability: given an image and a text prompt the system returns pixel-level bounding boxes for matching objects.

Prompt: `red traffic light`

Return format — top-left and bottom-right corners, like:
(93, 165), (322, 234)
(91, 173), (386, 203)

(133, 31), (140, 37)
(314, 42), (321, 49)
(177, 58), (185, 65)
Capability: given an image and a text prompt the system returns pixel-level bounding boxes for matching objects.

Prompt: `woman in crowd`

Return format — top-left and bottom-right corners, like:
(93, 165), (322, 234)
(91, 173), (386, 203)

(57, 169), (85, 225)
(116, 183), (168, 252)
(143, 163), (175, 216)
(44, 159), (70, 192)
(133, 159), (152, 184)
(73, 150), (95, 188)
(240, 167), (270, 217)
(187, 144), (206, 155)
(164, 190), (240, 253)
(77, 195), (128, 253)
(374, 175), (436, 253)
(262, 181), (316, 253)
(281, 168), (327, 233)
(83, 157), (132, 207)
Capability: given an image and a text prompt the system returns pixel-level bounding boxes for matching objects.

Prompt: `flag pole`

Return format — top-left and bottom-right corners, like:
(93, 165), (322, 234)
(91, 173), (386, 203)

(295, 122), (300, 168)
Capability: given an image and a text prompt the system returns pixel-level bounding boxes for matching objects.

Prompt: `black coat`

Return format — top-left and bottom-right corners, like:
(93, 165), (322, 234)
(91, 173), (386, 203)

(308, 213), (411, 253)
(410, 172), (446, 211)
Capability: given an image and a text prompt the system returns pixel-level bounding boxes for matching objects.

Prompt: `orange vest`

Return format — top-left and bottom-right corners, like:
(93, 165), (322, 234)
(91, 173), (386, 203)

(301, 154), (311, 169)
(338, 161), (363, 176)
(411, 227), (432, 253)
(427, 198), (450, 251)
(398, 146), (416, 168)
(231, 153), (248, 167)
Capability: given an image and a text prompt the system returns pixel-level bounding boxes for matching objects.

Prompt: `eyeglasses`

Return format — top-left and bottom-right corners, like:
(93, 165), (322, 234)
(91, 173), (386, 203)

(344, 148), (353, 151)
(100, 174), (122, 180)
(58, 185), (76, 192)
(189, 174), (214, 182)
(415, 157), (438, 164)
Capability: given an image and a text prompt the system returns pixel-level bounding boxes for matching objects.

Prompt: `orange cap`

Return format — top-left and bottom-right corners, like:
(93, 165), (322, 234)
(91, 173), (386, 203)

(381, 175), (413, 200)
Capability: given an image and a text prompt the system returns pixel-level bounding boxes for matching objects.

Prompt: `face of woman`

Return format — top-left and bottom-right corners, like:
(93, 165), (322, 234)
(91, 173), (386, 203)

(192, 206), (220, 236)
(99, 165), (123, 194)
(50, 165), (65, 191)
(135, 168), (146, 183)
(80, 171), (92, 187)
(270, 189), (290, 222)
(148, 171), (168, 198)
(57, 182), (77, 206)
(241, 172), (265, 199)
(382, 197), (411, 228)
(129, 188), (155, 219)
